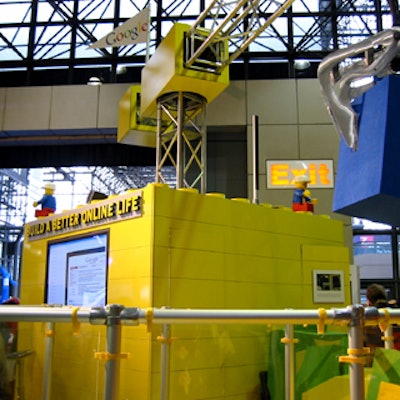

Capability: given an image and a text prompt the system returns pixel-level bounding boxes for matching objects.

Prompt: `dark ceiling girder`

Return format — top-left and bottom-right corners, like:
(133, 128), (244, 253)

(0, 143), (157, 168)
(0, 0), (393, 86)
(0, 32), (25, 59)
(46, 0), (112, 57)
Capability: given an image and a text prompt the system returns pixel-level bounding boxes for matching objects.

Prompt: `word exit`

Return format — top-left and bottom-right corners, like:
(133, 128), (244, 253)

(266, 160), (334, 188)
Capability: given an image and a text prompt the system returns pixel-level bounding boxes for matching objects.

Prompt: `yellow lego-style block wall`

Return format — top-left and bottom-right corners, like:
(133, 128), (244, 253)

(19, 183), (350, 400)
(140, 23), (230, 118)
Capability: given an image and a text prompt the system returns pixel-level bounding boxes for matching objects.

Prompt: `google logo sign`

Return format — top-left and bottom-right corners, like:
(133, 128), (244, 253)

(105, 21), (149, 46)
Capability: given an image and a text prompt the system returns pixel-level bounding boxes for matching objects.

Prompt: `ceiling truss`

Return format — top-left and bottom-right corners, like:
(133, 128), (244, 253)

(0, 0), (396, 85)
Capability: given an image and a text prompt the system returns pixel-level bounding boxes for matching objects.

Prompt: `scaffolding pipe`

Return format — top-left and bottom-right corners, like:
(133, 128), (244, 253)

(137, 307), (350, 325)
(155, 96), (162, 184)
(42, 322), (54, 400)
(347, 305), (365, 400)
(0, 306), (95, 323)
(2, 305), (400, 400)
(2, 305), (400, 327)
(251, 114), (259, 204)
(104, 304), (123, 400)
(160, 321), (171, 400)
(284, 324), (296, 400)
(2, 305), (400, 326)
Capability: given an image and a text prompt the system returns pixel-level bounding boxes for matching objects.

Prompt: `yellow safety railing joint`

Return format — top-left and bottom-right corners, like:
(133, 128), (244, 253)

(145, 307), (154, 333)
(71, 306), (81, 336)
(339, 346), (370, 365)
(379, 308), (391, 332)
(347, 347), (370, 356)
(338, 355), (366, 365)
(280, 337), (299, 344)
(94, 352), (130, 361)
(317, 308), (327, 335)
(157, 335), (178, 345)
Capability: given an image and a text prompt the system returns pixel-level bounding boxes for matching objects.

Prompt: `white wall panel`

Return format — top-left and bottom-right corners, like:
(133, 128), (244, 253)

(0, 88), (5, 131)
(98, 83), (131, 128)
(207, 81), (246, 126)
(4, 86), (52, 130)
(297, 79), (331, 124)
(247, 124), (299, 174)
(246, 80), (297, 124)
(299, 125), (340, 164)
(50, 85), (99, 130)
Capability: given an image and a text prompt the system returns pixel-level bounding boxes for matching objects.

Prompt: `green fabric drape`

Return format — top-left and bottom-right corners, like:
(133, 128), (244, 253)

(367, 348), (400, 400)
(268, 327), (348, 400)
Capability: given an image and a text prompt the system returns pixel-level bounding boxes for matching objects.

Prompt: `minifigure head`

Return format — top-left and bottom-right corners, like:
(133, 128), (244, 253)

(42, 182), (56, 195)
(294, 175), (310, 189)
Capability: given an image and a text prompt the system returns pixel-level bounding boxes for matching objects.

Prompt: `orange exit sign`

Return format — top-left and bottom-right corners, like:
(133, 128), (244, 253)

(266, 160), (334, 188)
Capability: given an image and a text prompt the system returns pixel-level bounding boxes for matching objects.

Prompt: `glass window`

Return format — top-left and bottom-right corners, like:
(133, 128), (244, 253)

(37, 1), (65, 23)
(352, 217), (391, 230)
(0, 1), (31, 24)
(120, 0), (149, 18)
(354, 234), (393, 279)
(78, 0), (116, 19)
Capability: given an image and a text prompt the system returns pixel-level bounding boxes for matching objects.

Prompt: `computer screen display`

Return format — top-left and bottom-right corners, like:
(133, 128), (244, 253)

(45, 230), (109, 306)
(360, 294), (367, 305)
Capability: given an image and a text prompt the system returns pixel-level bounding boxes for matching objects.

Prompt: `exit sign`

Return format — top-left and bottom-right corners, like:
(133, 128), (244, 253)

(266, 160), (334, 189)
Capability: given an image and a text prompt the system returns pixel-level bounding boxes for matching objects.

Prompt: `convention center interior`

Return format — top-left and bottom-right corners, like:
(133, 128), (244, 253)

(1, 0), (400, 399)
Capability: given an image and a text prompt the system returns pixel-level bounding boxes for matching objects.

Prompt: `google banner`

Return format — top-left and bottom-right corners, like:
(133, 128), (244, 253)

(89, 7), (150, 49)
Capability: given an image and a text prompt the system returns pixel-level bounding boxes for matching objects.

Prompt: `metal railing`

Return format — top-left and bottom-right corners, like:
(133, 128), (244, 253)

(1, 304), (400, 400)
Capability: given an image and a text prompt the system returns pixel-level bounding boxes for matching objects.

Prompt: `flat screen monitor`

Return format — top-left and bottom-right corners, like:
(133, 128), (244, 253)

(45, 230), (109, 306)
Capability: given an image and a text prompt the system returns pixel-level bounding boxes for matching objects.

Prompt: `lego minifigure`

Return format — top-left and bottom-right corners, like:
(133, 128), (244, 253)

(292, 175), (317, 212)
(33, 182), (56, 217)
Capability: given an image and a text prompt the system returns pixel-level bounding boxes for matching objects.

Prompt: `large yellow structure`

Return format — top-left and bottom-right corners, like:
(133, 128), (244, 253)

(19, 183), (350, 399)
(140, 23), (230, 119)
(118, 23), (229, 147)
(117, 85), (158, 147)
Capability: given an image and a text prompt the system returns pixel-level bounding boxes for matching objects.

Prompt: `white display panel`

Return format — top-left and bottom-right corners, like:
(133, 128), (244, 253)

(46, 230), (109, 306)
(313, 269), (345, 303)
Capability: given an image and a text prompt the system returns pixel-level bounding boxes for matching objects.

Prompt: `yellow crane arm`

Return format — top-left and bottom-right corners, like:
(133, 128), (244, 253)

(185, 0), (296, 74)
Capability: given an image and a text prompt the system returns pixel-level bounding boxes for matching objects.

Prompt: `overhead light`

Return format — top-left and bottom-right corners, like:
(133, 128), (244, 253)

(116, 65), (127, 75)
(294, 59), (311, 71)
(87, 77), (102, 85)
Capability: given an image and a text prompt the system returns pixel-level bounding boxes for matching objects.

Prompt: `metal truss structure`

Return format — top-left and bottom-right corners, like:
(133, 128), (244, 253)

(0, 169), (28, 288)
(156, 92), (207, 191)
(40, 166), (177, 200)
(184, 0), (296, 74)
(0, 0), (396, 86)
